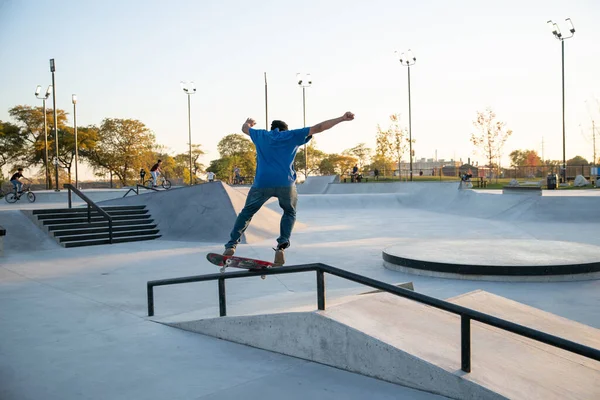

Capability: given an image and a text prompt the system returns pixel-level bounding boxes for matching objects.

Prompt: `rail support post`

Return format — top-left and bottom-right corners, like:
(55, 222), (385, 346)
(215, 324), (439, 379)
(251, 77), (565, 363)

(147, 283), (154, 316)
(317, 269), (325, 310)
(218, 278), (227, 317)
(461, 315), (471, 372)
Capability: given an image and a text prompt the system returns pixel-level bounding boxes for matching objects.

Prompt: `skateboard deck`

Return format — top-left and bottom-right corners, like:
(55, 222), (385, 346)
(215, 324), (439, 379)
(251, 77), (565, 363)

(206, 253), (274, 278)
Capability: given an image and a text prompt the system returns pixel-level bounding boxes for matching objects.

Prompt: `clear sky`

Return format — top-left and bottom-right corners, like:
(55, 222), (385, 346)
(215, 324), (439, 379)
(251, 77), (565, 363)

(1, 0), (599, 179)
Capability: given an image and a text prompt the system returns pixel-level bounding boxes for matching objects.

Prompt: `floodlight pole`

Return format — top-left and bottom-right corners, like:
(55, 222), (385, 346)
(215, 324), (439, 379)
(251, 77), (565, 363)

(181, 81), (196, 185)
(297, 73), (312, 179)
(396, 50), (416, 181)
(35, 85), (52, 189)
(50, 59), (60, 191)
(72, 94), (79, 188)
(547, 18), (575, 184)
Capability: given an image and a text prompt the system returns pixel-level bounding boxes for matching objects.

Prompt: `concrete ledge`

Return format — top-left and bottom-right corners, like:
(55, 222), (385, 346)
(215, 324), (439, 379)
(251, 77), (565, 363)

(382, 239), (600, 281)
(502, 186), (542, 195)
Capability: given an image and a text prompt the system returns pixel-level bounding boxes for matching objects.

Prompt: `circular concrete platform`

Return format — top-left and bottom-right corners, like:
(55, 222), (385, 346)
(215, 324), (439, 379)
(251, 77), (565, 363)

(382, 239), (600, 281)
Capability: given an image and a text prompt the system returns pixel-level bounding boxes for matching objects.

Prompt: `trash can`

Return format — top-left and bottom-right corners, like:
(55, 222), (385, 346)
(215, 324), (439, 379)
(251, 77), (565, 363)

(547, 174), (557, 190)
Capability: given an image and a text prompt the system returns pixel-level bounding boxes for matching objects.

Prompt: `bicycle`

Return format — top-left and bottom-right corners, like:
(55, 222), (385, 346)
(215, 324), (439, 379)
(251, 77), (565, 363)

(144, 175), (171, 190)
(5, 183), (36, 203)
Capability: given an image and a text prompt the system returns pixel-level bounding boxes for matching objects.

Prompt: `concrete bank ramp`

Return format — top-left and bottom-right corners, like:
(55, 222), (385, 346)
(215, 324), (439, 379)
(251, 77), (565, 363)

(297, 182), (598, 223)
(98, 182), (283, 243)
(165, 290), (599, 399)
(297, 175), (339, 194)
(0, 210), (60, 255)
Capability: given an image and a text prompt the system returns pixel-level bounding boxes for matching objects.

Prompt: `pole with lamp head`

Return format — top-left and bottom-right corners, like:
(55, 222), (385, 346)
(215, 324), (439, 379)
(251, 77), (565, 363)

(296, 73), (312, 179)
(180, 81), (196, 185)
(50, 58), (60, 191)
(396, 50), (416, 181)
(72, 94), (79, 188)
(35, 85), (52, 189)
(547, 18), (575, 184)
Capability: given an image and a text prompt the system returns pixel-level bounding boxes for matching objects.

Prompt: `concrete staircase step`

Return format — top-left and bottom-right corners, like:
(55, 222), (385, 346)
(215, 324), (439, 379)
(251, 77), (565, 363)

(53, 224), (158, 237)
(42, 215), (151, 225)
(37, 209), (148, 220)
(62, 234), (162, 248)
(58, 229), (160, 243)
(47, 219), (155, 231)
(32, 205), (146, 215)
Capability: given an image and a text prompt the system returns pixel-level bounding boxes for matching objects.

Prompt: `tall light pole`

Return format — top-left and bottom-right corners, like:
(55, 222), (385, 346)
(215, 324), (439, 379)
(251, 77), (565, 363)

(72, 94), (79, 188)
(35, 85), (52, 189)
(297, 73), (312, 179)
(396, 50), (416, 181)
(181, 81), (196, 185)
(50, 59), (60, 191)
(547, 18), (575, 184)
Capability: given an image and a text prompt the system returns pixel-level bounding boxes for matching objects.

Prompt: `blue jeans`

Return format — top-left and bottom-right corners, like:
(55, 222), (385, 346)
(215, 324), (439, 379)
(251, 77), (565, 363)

(11, 180), (22, 193)
(226, 186), (298, 249)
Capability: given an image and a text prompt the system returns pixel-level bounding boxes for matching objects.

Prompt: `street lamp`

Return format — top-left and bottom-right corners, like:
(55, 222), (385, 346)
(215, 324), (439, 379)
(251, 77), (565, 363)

(50, 58), (60, 191)
(72, 94), (79, 188)
(297, 73), (312, 179)
(180, 81), (196, 185)
(396, 49), (416, 181)
(547, 18), (576, 184)
(35, 84), (52, 189)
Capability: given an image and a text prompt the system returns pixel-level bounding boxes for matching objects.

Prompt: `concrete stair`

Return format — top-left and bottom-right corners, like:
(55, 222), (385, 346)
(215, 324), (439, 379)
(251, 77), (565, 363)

(27, 205), (161, 247)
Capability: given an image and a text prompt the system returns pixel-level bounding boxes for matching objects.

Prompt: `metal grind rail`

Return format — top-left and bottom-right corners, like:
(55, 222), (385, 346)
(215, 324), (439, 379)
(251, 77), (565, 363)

(64, 184), (113, 243)
(147, 262), (600, 373)
(123, 185), (160, 197)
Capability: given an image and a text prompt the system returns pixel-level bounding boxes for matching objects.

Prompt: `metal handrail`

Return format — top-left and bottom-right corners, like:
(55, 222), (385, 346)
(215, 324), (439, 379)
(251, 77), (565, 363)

(64, 184), (113, 244)
(123, 184), (160, 198)
(146, 262), (600, 373)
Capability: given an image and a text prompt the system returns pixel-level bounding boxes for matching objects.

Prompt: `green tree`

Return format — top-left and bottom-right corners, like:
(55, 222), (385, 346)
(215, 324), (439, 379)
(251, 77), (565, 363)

(214, 134), (256, 182)
(173, 144), (206, 182)
(509, 149), (542, 167)
(52, 126), (99, 183)
(567, 155), (589, 165)
(471, 107), (512, 168)
(365, 154), (396, 178)
(0, 120), (25, 173)
(8, 105), (69, 186)
(376, 114), (410, 178)
(85, 118), (155, 186)
(343, 143), (372, 169)
(295, 141), (326, 178)
(318, 153), (357, 175)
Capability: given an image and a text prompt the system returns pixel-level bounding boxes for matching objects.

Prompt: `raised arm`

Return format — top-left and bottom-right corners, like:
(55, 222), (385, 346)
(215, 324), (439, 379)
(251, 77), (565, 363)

(241, 117), (257, 135)
(309, 112), (354, 136)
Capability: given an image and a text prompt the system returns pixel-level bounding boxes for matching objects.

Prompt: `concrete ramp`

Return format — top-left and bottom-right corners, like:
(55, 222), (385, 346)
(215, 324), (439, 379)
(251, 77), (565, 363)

(297, 175), (339, 194)
(447, 290), (600, 369)
(98, 182), (283, 243)
(0, 210), (60, 255)
(165, 291), (600, 399)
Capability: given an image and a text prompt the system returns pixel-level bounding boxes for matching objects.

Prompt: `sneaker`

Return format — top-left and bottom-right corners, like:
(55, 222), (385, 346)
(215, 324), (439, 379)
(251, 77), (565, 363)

(223, 247), (235, 257)
(273, 242), (289, 266)
(273, 249), (285, 266)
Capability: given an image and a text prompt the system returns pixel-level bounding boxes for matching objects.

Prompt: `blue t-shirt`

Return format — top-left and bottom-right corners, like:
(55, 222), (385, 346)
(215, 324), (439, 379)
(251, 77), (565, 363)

(249, 127), (311, 188)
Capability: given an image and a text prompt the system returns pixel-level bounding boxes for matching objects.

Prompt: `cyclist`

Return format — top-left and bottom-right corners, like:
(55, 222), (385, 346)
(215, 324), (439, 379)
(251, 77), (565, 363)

(150, 160), (162, 187)
(10, 168), (31, 198)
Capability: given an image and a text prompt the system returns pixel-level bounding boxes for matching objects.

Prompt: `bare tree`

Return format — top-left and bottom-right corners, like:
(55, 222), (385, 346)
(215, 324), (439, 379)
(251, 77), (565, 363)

(471, 108), (512, 177)
(376, 114), (410, 179)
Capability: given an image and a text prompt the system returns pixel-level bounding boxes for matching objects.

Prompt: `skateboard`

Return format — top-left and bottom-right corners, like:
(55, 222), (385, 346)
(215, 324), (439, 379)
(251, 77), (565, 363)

(206, 253), (274, 279)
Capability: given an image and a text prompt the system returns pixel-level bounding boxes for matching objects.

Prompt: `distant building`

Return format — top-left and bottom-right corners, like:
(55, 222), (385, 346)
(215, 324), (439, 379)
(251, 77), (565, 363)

(395, 158), (462, 176)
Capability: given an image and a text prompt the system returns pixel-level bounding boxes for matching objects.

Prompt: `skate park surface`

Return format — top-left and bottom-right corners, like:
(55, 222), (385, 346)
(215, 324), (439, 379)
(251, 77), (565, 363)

(1, 180), (599, 399)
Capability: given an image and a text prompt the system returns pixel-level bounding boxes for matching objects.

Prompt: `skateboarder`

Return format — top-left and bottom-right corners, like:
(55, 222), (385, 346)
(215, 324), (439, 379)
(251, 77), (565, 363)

(224, 111), (355, 266)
